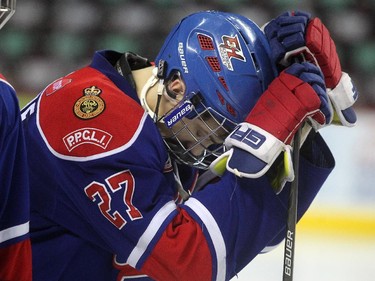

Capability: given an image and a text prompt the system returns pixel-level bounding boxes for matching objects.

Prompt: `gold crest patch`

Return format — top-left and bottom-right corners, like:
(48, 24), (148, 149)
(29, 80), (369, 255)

(74, 86), (105, 119)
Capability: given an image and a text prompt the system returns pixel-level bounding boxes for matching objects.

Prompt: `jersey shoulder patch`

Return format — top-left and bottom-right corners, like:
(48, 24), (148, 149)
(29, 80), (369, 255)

(37, 66), (147, 160)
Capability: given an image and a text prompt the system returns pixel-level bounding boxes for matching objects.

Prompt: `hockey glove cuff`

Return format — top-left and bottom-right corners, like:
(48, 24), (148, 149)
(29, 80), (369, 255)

(209, 123), (294, 181)
(328, 72), (358, 127)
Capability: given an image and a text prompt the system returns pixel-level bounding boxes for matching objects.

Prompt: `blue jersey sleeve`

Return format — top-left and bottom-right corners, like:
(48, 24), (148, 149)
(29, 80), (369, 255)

(0, 77), (32, 280)
(0, 78), (30, 245)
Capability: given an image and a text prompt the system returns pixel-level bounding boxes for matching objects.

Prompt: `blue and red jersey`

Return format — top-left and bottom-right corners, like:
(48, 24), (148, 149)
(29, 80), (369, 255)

(0, 75), (32, 280)
(21, 50), (335, 281)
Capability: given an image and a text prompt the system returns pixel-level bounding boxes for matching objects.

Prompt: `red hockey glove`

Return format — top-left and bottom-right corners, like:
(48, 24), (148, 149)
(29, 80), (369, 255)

(305, 17), (340, 88)
(210, 62), (328, 185)
(264, 11), (358, 127)
(264, 11), (339, 84)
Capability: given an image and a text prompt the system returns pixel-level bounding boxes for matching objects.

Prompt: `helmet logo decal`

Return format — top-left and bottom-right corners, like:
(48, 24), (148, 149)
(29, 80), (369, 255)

(219, 34), (246, 71)
(163, 101), (193, 128)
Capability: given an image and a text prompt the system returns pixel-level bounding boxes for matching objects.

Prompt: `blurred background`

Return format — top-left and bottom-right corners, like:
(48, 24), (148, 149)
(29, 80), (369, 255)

(2, 0), (375, 103)
(1, 0), (374, 280)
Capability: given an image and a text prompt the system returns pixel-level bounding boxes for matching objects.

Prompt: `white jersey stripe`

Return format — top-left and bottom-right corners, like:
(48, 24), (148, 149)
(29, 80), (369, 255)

(126, 200), (177, 267)
(185, 198), (227, 281)
(0, 221), (29, 244)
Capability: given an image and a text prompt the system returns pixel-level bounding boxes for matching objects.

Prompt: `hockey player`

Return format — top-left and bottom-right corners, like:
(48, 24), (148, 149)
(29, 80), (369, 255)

(0, 0), (32, 280)
(21, 10), (357, 280)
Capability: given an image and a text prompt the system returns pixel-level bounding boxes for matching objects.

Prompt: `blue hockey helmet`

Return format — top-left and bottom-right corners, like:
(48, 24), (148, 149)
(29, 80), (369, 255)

(148, 11), (277, 168)
(0, 0), (16, 29)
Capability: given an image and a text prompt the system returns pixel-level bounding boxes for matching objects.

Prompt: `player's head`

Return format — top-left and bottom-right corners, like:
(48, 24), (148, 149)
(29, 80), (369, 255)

(0, 0), (16, 29)
(142, 11), (277, 169)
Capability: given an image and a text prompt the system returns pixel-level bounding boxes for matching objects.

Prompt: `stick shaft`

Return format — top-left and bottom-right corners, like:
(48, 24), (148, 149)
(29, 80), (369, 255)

(282, 128), (301, 281)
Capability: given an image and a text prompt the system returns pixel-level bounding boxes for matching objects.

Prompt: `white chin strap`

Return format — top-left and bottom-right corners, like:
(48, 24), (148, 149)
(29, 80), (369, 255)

(140, 67), (161, 121)
(140, 66), (171, 123)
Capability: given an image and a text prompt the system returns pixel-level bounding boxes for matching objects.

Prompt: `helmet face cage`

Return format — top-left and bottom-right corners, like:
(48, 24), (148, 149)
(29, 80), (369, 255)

(0, 0), (15, 29)
(160, 91), (237, 169)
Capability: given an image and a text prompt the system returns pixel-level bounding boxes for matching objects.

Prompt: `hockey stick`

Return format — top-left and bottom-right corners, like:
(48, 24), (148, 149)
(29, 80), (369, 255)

(282, 126), (301, 281)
